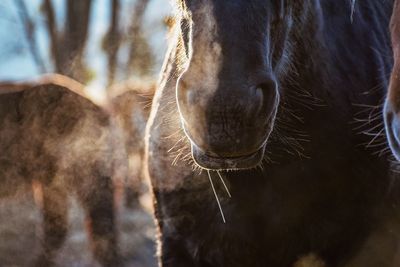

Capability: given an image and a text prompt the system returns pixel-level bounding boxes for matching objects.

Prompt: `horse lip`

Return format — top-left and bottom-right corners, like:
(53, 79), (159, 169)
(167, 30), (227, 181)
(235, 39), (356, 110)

(191, 143), (266, 170)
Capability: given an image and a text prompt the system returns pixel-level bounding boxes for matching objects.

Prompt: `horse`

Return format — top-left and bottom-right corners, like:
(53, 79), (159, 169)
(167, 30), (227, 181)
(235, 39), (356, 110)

(0, 74), (126, 266)
(109, 80), (155, 208)
(385, 0), (400, 161)
(145, 1), (398, 266)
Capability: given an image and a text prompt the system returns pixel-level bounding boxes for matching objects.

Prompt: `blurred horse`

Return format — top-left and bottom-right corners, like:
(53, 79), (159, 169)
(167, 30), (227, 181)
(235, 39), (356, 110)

(0, 74), (126, 266)
(109, 80), (155, 209)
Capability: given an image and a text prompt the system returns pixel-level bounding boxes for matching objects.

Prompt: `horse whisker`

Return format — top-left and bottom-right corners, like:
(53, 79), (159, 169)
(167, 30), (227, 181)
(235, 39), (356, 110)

(217, 171), (232, 198)
(207, 171), (226, 223)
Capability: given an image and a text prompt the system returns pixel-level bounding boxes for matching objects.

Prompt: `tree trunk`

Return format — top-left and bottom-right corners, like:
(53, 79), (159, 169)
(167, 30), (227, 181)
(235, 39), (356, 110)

(15, 0), (47, 73)
(104, 0), (121, 87)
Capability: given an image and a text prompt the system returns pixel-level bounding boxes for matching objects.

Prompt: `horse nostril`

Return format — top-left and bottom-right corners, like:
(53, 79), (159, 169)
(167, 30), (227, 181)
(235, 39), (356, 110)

(392, 114), (400, 145)
(252, 87), (264, 114)
(253, 79), (278, 115)
(384, 102), (400, 161)
(256, 78), (277, 93)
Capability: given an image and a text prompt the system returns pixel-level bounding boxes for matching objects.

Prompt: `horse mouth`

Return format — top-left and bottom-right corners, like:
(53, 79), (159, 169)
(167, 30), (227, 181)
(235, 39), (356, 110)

(191, 143), (266, 170)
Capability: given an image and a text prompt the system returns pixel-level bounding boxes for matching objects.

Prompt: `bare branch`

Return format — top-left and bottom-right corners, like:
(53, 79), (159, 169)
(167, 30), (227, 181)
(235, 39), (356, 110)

(104, 0), (121, 86)
(61, 0), (93, 82)
(42, 0), (60, 72)
(129, 0), (150, 36)
(126, 0), (153, 76)
(14, 0), (47, 73)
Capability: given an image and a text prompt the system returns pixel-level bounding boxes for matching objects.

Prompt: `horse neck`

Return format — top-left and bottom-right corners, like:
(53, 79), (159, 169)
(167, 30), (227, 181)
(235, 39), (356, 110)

(289, 0), (392, 98)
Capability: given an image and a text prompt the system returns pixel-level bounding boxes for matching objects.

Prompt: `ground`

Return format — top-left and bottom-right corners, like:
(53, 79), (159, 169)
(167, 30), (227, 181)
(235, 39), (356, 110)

(0, 190), (157, 267)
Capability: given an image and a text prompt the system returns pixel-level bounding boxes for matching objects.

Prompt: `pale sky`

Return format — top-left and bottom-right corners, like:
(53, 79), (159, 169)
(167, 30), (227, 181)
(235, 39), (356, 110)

(0, 0), (171, 90)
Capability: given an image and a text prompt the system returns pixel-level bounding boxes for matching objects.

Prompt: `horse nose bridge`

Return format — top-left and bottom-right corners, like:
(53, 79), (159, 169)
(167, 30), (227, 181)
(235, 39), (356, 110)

(181, 85), (264, 120)
(179, 73), (278, 120)
(209, 89), (261, 118)
(214, 76), (278, 116)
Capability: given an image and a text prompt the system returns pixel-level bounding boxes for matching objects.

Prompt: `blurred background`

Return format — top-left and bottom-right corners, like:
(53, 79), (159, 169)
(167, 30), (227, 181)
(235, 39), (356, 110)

(0, 1), (172, 266)
(0, 0), (171, 98)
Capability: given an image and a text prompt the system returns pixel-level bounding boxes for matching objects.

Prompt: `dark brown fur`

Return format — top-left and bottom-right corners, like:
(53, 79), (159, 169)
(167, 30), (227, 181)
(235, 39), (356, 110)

(147, 1), (400, 266)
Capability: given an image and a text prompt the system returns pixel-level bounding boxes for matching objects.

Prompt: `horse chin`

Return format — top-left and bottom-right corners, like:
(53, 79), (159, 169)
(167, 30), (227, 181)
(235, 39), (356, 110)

(191, 142), (266, 171)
